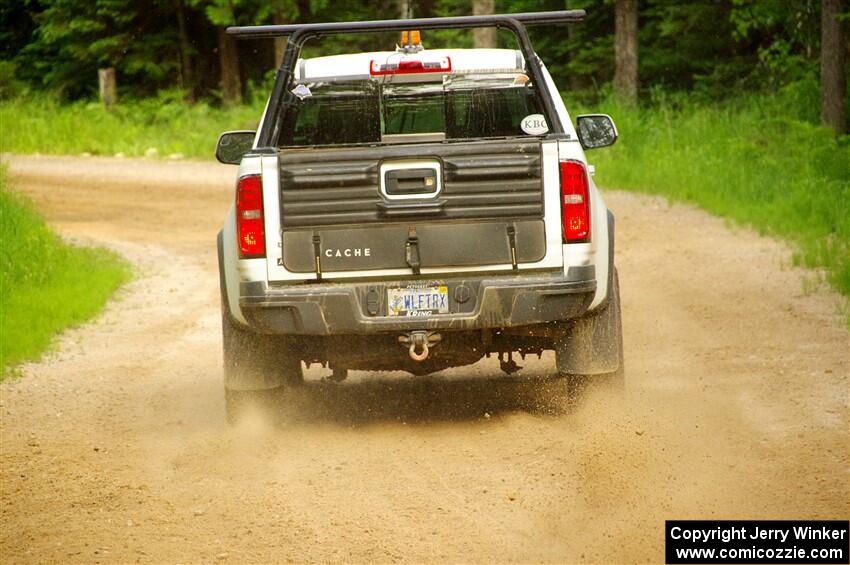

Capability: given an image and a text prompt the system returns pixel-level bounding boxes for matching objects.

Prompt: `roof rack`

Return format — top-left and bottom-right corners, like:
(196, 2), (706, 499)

(227, 10), (585, 39)
(244, 11), (586, 147)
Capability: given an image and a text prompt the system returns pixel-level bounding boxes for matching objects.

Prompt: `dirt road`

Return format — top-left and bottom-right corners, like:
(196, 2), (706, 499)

(2, 155), (848, 563)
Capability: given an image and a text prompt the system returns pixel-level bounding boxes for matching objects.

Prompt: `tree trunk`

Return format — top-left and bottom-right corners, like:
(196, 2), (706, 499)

(217, 27), (242, 105)
(273, 6), (287, 67)
(613, 0), (638, 104)
(566, 0), (590, 92)
(473, 0), (496, 48)
(98, 67), (117, 107)
(176, 0), (195, 103)
(821, 0), (847, 134)
(397, 0), (413, 19)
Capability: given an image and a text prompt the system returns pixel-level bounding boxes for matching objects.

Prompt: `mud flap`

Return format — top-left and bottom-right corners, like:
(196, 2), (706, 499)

(555, 270), (622, 375)
(218, 231), (302, 391)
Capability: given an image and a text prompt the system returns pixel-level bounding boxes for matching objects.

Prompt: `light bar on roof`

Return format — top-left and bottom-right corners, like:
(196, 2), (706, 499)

(370, 56), (451, 76)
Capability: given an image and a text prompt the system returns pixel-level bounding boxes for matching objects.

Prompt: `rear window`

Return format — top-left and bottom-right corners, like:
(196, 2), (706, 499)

(279, 71), (543, 147)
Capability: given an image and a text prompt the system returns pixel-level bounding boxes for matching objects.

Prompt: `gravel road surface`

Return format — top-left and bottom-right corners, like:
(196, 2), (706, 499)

(2, 155), (847, 563)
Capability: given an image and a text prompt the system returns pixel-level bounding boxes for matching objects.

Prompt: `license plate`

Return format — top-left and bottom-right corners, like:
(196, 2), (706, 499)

(387, 285), (449, 317)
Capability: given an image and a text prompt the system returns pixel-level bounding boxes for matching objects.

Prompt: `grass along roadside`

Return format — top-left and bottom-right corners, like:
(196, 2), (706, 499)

(586, 91), (850, 302)
(2, 89), (848, 302)
(0, 95), (264, 160)
(0, 168), (131, 378)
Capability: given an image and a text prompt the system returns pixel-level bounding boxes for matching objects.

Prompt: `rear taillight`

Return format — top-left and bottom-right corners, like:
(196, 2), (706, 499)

(559, 160), (591, 243)
(235, 174), (265, 258)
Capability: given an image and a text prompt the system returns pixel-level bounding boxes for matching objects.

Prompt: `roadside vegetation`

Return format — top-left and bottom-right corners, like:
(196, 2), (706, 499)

(0, 1), (846, 330)
(587, 86), (850, 298)
(0, 93), (265, 160)
(3, 84), (847, 300)
(0, 169), (131, 378)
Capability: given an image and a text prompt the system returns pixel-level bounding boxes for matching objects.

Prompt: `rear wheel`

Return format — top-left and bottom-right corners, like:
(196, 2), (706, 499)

(221, 292), (302, 425)
(556, 269), (624, 394)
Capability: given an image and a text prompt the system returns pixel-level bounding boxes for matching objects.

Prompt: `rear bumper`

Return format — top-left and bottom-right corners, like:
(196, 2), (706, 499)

(239, 267), (596, 335)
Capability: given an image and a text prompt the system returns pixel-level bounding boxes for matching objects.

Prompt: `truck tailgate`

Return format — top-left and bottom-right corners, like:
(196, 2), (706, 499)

(277, 138), (549, 274)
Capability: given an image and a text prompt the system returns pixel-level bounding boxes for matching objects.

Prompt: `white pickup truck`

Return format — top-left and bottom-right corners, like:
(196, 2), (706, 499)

(215, 10), (622, 422)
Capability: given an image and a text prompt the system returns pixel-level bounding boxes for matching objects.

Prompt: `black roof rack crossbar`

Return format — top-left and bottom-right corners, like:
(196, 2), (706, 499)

(227, 10), (585, 39)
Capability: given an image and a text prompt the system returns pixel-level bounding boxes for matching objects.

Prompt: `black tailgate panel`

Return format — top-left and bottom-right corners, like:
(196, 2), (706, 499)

(279, 139), (543, 228)
(278, 139), (546, 273)
(282, 220), (546, 272)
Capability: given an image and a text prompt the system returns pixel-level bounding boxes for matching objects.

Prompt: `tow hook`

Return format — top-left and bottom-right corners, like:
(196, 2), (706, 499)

(399, 331), (441, 362)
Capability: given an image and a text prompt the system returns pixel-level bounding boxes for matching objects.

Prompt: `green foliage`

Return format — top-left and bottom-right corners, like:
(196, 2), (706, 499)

(0, 61), (25, 100)
(0, 170), (131, 378)
(4, 82), (845, 304)
(298, 1), (404, 59)
(2, 0), (832, 102)
(0, 95), (265, 159)
(192, 0), (301, 27)
(500, 0), (824, 101)
(1, 0), (846, 318)
(13, 0), (182, 99)
(586, 84), (850, 298)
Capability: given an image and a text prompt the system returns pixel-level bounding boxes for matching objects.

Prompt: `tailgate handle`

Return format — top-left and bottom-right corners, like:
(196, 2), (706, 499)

(384, 168), (439, 195)
(377, 199), (446, 217)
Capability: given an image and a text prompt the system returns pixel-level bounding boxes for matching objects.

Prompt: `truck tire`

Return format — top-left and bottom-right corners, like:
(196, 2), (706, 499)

(218, 230), (302, 424)
(221, 303), (303, 424)
(220, 266), (303, 426)
(555, 269), (624, 390)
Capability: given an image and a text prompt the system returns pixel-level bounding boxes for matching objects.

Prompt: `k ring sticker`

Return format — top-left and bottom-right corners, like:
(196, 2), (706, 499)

(521, 113), (548, 135)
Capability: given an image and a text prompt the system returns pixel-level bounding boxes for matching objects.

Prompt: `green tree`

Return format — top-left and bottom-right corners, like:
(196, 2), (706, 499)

(1, 0), (832, 107)
(15, 0), (181, 99)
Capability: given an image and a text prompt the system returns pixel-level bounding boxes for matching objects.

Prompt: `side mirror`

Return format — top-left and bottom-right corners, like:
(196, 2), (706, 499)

(215, 130), (256, 164)
(576, 114), (618, 150)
